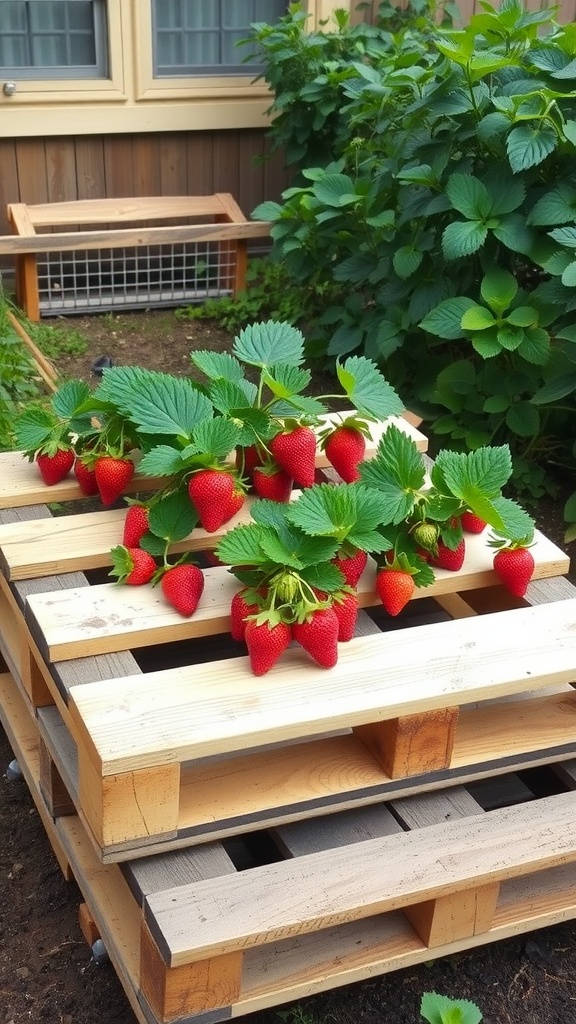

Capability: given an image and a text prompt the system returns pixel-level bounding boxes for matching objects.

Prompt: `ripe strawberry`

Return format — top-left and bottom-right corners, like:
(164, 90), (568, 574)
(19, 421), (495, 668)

(36, 447), (74, 486)
(244, 619), (292, 675)
(293, 607), (340, 668)
(493, 546), (535, 597)
(161, 563), (204, 617)
(269, 426), (317, 489)
(331, 548), (368, 588)
(461, 510), (487, 534)
(95, 455), (135, 506)
(188, 469), (245, 533)
(230, 589), (259, 642)
(235, 445), (263, 479)
(376, 568), (415, 616)
(123, 504), (150, 547)
(332, 590), (359, 642)
(74, 457), (98, 496)
(109, 545), (156, 586)
(430, 539), (466, 572)
(324, 426), (366, 483)
(252, 464), (293, 503)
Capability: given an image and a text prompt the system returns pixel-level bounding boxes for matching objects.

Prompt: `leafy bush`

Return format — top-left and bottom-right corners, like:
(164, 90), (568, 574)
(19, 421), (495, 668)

(0, 296), (43, 451)
(252, 0), (576, 498)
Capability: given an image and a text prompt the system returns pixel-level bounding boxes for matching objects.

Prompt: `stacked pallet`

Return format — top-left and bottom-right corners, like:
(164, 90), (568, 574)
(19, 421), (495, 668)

(1, 415), (576, 1024)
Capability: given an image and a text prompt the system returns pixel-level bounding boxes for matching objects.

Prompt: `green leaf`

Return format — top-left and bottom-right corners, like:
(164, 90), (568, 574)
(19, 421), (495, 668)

(190, 350), (245, 382)
(471, 332), (502, 358)
(549, 226), (576, 249)
(490, 495), (535, 541)
(565, 492), (576, 520)
(271, 394), (328, 417)
(562, 262), (576, 287)
(208, 377), (258, 416)
(528, 184), (576, 226)
(188, 417), (242, 459)
(461, 305), (496, 331)
(215, 523), (270, 566)
(312, 173), (358, 207)
(532, 373), (576, 403)
(148, 491), (198, 543)
(480, 267), (517, 312)
(137, 444), (189, 477)
(445, 174), (492, 220)
(420, 297), (476, 339)
(285, 483), (385, 541)
(358, 425), (425, 524)
(442, 220), (488, 260)
(484, 175), (525, 216)
(563, 120), (576, 145)
(260, 529), (338, 568)
(435, 445), (512, 500)
(506, 400), (540, 436)
(517, 327), (550, 365)
(420, 991), (482, 1024)
(506, 306), (538, 327)
(393, 245), (423, 279)
(233, 321), (305, 369)
(483, 394), (509, 412)
(52, 379), (91, 418)
(262, 363), (311, 399)
(97, 366), (214, 437)
(436, 360), (476, 395)
(491, 214), (534, 255)
(13, 407), (56, 451)
(336, 356), (403, 419)
(497, 326), (524, 351)
(507, 124), (557, 173)
(300, 562), (345, 593)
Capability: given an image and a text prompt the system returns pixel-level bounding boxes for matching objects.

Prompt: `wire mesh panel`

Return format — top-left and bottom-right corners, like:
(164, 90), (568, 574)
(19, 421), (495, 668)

(36, 241), (236, 315)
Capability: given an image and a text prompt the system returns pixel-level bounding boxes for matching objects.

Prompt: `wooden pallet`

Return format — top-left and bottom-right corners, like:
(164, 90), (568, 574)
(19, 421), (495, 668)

(4, 661), (576, 1024)
(0, 462), (574, 862)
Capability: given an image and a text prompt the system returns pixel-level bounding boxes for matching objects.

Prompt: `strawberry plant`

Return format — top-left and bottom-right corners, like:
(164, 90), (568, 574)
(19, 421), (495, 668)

(420, 991), (482, 1024)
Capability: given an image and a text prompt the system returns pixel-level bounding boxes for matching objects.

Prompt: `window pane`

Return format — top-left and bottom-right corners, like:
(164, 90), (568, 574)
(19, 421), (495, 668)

(0, 0), (105, 77)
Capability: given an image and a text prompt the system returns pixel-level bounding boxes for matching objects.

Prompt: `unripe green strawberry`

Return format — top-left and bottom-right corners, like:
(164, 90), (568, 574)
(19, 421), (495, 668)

(331, 548), (368, 588)
(245, 619), (292, 675)
(324, 426), (366, 483)
(461, 510), (487, 534)
(269, 426), (317, 489)
(293, 607), (339, 668)
(123, 504), (150, 547)
(36, 447), (74, 486)
(188, 468), (245, 533)
(412, 522), (439, 553)
(493, 546), (535, 597)
(376, 568), (415, 616)
(161, 563), (204, 617)
(95, 455), (135, 506)
(109, 545), (156, 586)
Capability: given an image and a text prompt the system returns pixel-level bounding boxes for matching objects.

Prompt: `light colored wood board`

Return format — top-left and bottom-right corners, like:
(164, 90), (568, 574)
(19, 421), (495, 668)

(273, 803), (404, 859)
(25, 529), (569, 662)
(145, 789), (576, 965)
(0, 220), (272, 255)
(68, 599), (576, 775)
(526, 575), (576, 605)
(36, 704), (79, 803)
(122, 843), (237, 905)
(17, 194), (235, 225)
(389, 786), (483, 829)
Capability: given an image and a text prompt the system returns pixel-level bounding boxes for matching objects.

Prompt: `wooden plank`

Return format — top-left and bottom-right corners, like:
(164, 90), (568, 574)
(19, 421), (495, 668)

(67, 599), (576, 777)
(0, 220), (272, 255)
(17, 194), (235, 226)
(145, 789), (576, 966)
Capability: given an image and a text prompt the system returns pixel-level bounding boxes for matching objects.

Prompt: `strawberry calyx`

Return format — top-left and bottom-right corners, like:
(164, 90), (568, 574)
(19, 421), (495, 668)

(487, 532), (535, 552)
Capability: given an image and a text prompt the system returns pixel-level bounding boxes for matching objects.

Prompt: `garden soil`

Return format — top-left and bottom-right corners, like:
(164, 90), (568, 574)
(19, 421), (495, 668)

(2, 309), (576, 1024)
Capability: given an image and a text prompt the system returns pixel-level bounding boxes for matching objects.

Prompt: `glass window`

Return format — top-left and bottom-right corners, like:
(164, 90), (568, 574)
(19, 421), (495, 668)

(0, 0), (108, 78)
(152, 0), (286, 77)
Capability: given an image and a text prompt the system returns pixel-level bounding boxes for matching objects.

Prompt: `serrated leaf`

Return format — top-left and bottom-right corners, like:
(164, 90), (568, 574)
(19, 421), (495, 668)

(148, 490), (198, 542)
(491, 213), (534, 255)
(549, 226), (576, 249)
(312, 173), (357, 207)
(139, 533), (168, 557)
(461, 305), (496, 331)
(507, 124), (557, 173)
(393, 246), (423, 279)
(471, 332), (502, 358)
(233, 321), (305, 369)
(518, 327), (550, 365)
(300, 562), (345, 592)
(562, 261), (576, 287)
(208, 378), (257, 416)
(497, 326), (524, 350)
(506, 400), (540, 436)
(424, 492), (464, 521)
(52, 379), (91, 418)
(436, 360), (476, 395)
(137, 444), (189, 477)
(13, 407), (56, 451)
(563, 120), (576, 145)
(96, 366), (214, 437)
(336, 356), (403, 419)
(435, 445), (512, 502)
(420, 297), (476, 339)
(215, 523), (270, 566)
(528, 184), (576, 226)
(480, 267), (518, 312)
(262, 363), (311, 399)
(532, 372), (576, 403)
(359, 425), (425, 524)
(490, 495), (535, 540)
(285, 483), (362, 539)
(506, 306), (538, 327)
(446, 173), (492, 220)
(188, 417), (242, 459)
(273, 393), (328, 417)
(250, 498), (291, 531)
(442, 220), (488, 260)
(420, 992), (482, 1024)
(190, 350), (244, 382)
(260, 529), (339, 568)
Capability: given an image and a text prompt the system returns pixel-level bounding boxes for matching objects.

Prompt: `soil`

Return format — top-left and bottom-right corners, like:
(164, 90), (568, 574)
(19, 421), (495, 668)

(2, 308), (576, 1024)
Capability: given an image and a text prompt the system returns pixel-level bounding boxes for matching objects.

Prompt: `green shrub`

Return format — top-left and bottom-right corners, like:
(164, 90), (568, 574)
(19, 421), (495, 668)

(0, 298), (43, 451)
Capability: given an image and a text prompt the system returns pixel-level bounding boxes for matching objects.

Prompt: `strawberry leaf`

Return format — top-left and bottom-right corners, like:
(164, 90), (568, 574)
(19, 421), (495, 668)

(14, 408), (57, 451)
(187, 417), (242, 459)
(148, 491), (198, 543)
(250, 498), (291, 530)
(259, 529), (339, 568)
(300, 562), (345, 592)
(52, 379), (92, 418)
(424, 492), (463, 522)
(485, 495), (535, 540)
(262, 363), (311, 399)
(285, 483), (393, 551)
(95, 366), (214, 437)
(270, 394), (328, 417)
(433, 446), (512, 501)
(420, 992), (482, 1024)
(138, 444), (190, 477)
(359, 425), (425, 523)
(139, 533), (168, 557)
(216, 523), (272, 566)
(233, 320), (305, 368)
(336, 356), (404, 419)
(208, 377), (258, 413)
(190, 350), (245, 382)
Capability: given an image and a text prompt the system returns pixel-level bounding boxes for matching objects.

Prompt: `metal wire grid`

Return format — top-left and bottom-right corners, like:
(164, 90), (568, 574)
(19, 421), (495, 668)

(36, 241), (236, 315)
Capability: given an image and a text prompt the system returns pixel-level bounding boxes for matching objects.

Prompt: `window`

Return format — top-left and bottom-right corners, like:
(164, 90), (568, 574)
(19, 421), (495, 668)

(0, 0), (108, 79)
(151, 0), (286, 77)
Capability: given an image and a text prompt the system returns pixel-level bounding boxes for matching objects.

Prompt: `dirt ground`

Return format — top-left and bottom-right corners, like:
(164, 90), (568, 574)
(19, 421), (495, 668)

(2, 308), (576, 1024)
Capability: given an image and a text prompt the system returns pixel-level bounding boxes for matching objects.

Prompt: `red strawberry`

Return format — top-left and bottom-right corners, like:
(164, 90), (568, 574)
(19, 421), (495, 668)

(293, 608), (340, 668)
(252, 463), (293, 503)
(269, 426), (317, 489)
(331, 548), (368, 588)
(161, 563), (204, 617)
(244, 619), (292, 675)
(493, 546), (535, 597)
(230, 589), (259, 642)
(109, 545), (156, 586)
(332, 591), (359, 641)
(123, 504), (150, 547)
(376, 568), (415, 616)
(324, 426), (366, 483)
(36, 448), (74, 486)
(430, 539), (466, 572)
(188, 469), (245, 533)
(95, 455), (135, 506)
(74, 457), (98, 496)
(235, 445), (263, 479)
(461, 510), (487, 534)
